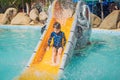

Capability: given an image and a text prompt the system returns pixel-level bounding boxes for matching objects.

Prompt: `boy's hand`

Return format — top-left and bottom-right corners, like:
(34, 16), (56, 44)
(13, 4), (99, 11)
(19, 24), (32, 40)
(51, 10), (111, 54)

(46, 46), (50, 51)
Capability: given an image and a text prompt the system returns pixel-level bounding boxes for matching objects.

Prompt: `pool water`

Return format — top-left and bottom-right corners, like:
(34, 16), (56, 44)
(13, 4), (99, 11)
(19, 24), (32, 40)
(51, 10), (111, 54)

(0, 27), (41, 80)
(1, 27), (120, 80)
(61, 30), (120, 80)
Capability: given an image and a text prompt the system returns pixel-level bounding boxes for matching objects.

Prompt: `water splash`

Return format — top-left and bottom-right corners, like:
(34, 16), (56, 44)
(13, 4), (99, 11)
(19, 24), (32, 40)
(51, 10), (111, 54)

(16, 67), (58, 80)
(53, 1), (75, 25)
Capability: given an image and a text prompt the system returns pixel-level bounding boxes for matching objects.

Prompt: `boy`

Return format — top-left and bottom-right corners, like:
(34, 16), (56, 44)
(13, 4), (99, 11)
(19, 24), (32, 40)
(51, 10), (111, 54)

(47, 22), (66, 66)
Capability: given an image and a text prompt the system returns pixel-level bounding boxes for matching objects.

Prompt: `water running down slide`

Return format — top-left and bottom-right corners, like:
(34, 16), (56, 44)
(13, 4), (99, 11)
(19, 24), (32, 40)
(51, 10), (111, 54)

(31, 17), (74, 73)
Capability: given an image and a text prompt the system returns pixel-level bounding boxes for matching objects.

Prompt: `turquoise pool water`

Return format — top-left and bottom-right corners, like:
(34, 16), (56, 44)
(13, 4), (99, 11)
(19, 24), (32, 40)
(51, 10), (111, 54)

(61, 30), (120, 80)
(0, 26), (41, 80)
(1, 26), (120, 80)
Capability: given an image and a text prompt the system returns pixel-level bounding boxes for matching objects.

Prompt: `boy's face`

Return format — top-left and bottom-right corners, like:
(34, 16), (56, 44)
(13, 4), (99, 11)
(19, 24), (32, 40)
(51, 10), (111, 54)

(54, 28), (60, 33)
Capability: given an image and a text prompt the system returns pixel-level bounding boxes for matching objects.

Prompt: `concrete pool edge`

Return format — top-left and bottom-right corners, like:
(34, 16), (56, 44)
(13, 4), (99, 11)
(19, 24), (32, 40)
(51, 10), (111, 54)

(92, 29), (120, 34)
(93, 28), (120, 31)
(0, 25), (41, 30)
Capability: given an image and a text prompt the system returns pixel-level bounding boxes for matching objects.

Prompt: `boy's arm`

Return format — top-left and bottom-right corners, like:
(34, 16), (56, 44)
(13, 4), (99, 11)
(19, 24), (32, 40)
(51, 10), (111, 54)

(46, 33), (53, 51)
(63, 33), (66, 47)
(48, 32), (53, 46)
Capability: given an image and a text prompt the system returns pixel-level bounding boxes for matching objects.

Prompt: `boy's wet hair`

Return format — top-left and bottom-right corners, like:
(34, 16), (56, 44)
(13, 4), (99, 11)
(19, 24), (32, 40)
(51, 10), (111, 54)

(53, 22), (61, 29)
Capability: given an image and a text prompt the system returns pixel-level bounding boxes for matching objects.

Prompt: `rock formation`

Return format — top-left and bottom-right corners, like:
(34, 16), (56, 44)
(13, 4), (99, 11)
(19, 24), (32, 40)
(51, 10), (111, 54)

(11, 13), (31, 25)
(1, 8), (17, 24)
(0, 14), (4, 24)
(99, 10), (120, 29)
(39, 11), (48, 24)
(90, 13), (102, 28)
(29, 8), (39, 24)
(117, 21), (120, 28)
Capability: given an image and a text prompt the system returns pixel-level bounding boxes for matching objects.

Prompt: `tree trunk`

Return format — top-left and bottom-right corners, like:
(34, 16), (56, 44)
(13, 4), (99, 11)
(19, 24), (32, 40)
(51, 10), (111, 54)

(26, 3), (30, 14)
(22, 0), (25, 12)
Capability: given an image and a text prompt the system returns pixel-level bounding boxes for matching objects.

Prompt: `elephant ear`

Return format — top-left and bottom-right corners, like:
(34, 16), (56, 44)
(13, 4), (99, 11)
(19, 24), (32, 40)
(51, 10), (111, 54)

(82, 5), (90, 23)
(82, 5), (91, 28)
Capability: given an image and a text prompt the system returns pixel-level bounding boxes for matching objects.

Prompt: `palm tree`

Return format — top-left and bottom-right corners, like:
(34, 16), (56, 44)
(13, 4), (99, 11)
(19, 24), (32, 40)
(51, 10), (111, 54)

(0, 0), (54, 13)
(0, 0), (31, 12)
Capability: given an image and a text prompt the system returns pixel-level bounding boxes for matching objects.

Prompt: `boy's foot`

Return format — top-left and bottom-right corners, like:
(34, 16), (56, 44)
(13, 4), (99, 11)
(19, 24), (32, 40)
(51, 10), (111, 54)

(51, 63), (58, 66)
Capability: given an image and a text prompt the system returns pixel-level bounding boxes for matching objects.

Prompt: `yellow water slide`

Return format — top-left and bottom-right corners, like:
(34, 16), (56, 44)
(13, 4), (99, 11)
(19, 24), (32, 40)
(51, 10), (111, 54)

(18, 1), (75, 80)
(18, 0), (91, 79)
(18, 18), (74, 80)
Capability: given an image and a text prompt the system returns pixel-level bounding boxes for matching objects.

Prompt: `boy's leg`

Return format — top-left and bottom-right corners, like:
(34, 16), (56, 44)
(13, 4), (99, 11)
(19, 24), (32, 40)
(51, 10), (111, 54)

(56, 47), (63, 65)
(52, 47), (57, 64)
